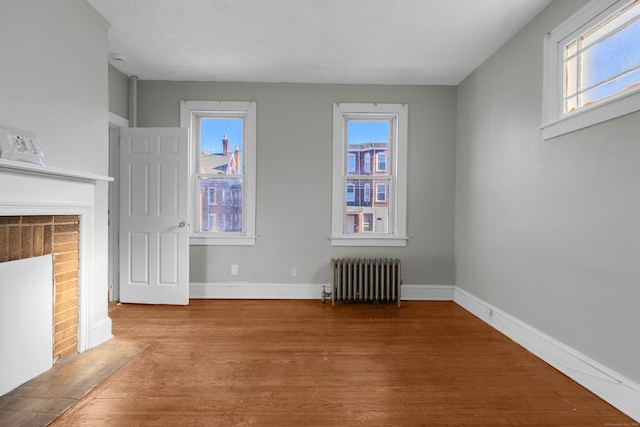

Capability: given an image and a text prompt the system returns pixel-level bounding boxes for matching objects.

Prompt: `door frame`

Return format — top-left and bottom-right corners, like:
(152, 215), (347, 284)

(108, 112), (129, 302)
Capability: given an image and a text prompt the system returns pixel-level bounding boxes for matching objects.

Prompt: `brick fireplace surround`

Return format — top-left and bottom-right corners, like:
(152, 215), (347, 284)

(0, 215), (80, 360)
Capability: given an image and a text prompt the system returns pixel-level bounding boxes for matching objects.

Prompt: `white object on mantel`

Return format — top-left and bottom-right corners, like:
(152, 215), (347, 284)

(0, 159), (113, 369)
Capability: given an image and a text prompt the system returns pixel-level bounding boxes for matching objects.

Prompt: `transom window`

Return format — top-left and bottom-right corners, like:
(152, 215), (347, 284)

(331, 103), (408, 247)
(564, 0), (640, 113)
(542, 0), (640, 139)
(180, 101), (257, 246)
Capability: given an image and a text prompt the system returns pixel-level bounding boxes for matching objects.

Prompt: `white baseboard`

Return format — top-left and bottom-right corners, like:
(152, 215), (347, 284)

(190, 282), (326, 300)
(453, 287), (640, 423)
(90, 316), (113, 350)
(401, 284), (454, 301)
(189, 282), (453, 301)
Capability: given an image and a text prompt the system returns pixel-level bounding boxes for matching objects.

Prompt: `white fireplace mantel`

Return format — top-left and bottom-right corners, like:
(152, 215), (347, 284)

(0, 159), (113, 354)
(0, 159), (112, 183)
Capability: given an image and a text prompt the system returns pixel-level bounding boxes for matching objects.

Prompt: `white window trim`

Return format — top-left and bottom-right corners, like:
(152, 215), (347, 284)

(541, 0), (640, 140)
(331, 103), (408, 247)
(180, 100), (257, 246)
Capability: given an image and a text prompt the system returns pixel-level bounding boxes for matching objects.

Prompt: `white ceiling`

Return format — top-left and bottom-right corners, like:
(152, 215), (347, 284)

(87, 0), (553, 86)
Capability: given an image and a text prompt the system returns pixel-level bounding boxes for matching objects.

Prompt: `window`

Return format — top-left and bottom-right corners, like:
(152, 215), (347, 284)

(542, 0), (640, 139)
(346, 183), (356, 202)
(376, 153), (387, 172)
(180, 101), (257, 245)
(347, 154), (356, 173)
(376, 183), (387, 202)
(331, 103), (408, 247)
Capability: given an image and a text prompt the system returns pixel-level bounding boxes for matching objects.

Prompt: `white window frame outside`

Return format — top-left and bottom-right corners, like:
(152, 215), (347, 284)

(180, 100), (257, 246)
(541, 0), (640, 139)
(364, 152), (371, 173)
(331, 102), (408, 247)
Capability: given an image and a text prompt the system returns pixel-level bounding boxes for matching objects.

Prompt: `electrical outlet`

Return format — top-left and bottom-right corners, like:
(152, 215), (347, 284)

(231, 264), (238, 275)
(290, 267), (298, 278)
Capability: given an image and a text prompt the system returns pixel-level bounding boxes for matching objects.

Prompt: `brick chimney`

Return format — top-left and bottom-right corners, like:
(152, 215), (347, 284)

(222, 134), (229, 155)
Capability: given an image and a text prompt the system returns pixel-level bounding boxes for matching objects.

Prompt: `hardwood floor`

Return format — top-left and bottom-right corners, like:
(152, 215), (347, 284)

(51, 300), (634, 426)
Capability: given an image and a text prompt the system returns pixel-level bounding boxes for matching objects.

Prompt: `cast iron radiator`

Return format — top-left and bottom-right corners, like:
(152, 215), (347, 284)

(327, 258), (402, 307)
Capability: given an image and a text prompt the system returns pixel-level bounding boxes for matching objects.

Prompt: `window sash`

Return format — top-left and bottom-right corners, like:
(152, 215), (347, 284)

(331, 103), (408, 247)
(180, 100), (257, 246)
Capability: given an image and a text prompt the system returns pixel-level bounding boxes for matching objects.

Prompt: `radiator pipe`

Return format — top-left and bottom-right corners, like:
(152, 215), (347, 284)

(129, 75), (138, 128)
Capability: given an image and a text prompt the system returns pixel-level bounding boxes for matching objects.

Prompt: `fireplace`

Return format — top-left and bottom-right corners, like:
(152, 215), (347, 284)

(1, 215), (80, 360)
(0, 159), (113, 395)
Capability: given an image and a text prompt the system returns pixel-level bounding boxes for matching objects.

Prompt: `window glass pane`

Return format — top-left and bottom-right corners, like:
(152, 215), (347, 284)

(582, 1), (640, 49)
(347, 120), (390, 144)
(344, 178), (389, 234)
(343, 119), (392, 235)
(199, 177), (242, 232)
(376, 183), (387, 202)
(565, 55), (578, 98)
(346, 183), (355, 202)
(362, 213), (374, 232)
(565, 40), (577, 57)
(377, 153), (387, 172)
(583, 66), (640, 104)
(347, 154), (356, 173)
(566, 94), (579, 113)
(346, 120), (390, 176)
(581, 17), (640, 90)
(199, 118), (243, 174)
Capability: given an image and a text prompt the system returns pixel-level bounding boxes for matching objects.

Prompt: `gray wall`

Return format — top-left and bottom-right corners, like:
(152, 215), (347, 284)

(108, 65), (129, 120)
(456, 0), (640, 384)
(136, 82), (457, 286)
(0, 0), (111, 325)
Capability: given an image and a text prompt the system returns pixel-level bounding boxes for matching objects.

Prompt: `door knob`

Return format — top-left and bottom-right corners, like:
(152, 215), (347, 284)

(178, 221), (186, 228)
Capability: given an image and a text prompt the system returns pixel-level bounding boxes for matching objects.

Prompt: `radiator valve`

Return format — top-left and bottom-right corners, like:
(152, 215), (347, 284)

(321, 286), (331, 304)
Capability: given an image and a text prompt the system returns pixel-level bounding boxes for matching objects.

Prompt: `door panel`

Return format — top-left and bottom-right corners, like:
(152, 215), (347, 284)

(119, 127), (189, 305)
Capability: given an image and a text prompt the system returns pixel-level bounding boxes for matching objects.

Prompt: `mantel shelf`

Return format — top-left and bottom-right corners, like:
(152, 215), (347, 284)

(0, 159), (113, 183)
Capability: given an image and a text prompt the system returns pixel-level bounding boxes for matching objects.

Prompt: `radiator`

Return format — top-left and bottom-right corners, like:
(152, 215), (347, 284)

(327, 258), (402, 307)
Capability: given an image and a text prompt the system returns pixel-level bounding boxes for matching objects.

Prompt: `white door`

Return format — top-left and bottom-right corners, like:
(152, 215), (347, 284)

(119, 127), (189, 305)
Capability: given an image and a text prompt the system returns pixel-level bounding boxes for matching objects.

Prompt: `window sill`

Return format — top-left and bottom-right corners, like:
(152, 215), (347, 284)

(330, 235), (408, 247)
(541, 82), (640, 140)
(190, 235), (257, 246)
